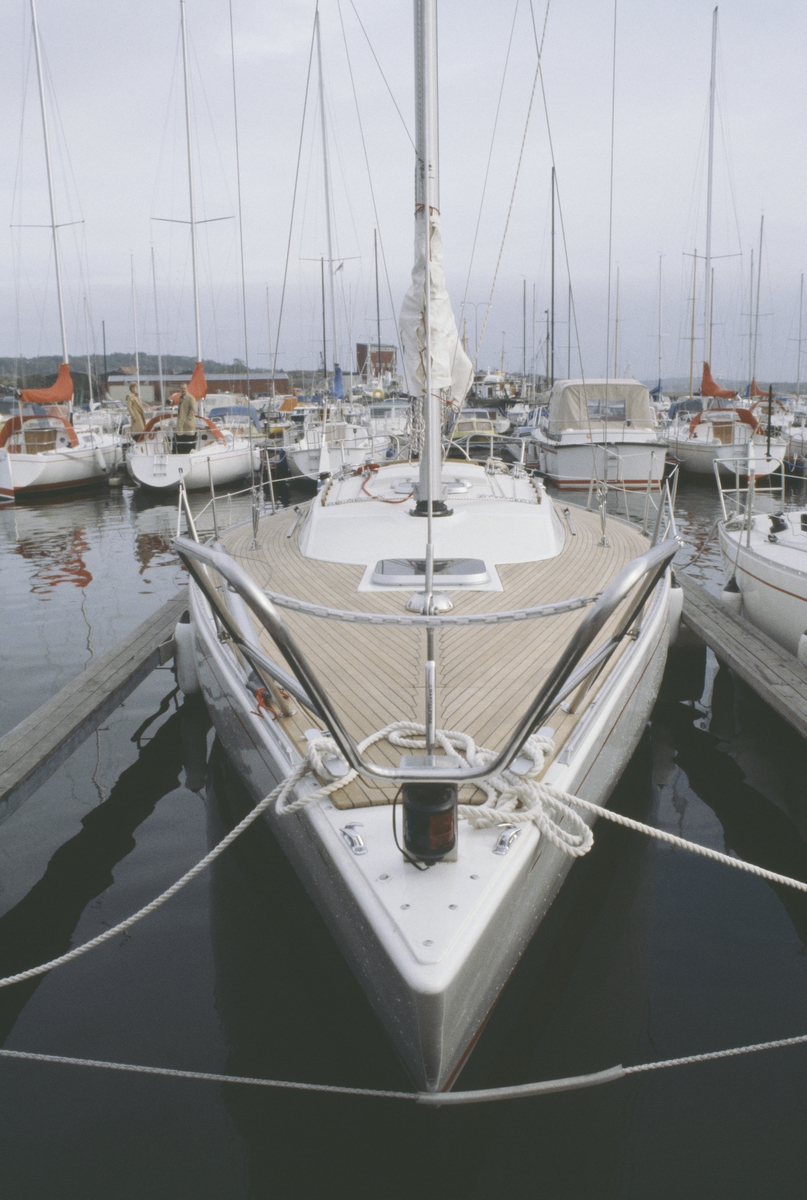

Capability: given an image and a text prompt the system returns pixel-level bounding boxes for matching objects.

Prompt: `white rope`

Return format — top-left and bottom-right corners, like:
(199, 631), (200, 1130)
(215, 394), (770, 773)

(0, 751), (325, 990)
(3, 1030), (807, 1104)
(5, 720), (807, 997)
(279, 722), (807, 891)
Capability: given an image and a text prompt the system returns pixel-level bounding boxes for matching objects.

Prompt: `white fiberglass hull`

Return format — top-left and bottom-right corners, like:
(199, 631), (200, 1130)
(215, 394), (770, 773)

(0, 438), (119, 500)
(669, 435), (787, 477)
(126, 443), (254, 491)
(532, 435), (666, 490)
(287, 438), (392, 479)
(188, 559), (670, 1092)
(719, 519), (807, 656)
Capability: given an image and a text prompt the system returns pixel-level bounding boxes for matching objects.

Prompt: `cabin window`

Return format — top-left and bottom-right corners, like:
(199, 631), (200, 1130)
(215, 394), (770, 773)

(587, 399), (626, 421)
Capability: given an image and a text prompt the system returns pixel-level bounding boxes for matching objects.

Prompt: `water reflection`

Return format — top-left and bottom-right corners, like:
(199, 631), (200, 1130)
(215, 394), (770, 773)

(14, 527), (92, 593)
(0, 693), (210, 1045)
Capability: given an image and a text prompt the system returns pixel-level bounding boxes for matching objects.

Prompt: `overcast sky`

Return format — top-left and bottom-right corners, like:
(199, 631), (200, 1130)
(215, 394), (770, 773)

(2, 0), (806, 385)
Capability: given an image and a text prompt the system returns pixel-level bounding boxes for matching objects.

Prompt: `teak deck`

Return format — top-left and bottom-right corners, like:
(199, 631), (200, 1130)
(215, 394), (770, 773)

(222, 504), (650, 809)
(679, 574), (807, 739)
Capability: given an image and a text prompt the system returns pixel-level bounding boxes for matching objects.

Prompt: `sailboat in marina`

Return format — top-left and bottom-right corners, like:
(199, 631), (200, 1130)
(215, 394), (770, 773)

(173, 0), (678, 1092)
(125, 0), (255, 494)
(0, 0), (120, 503)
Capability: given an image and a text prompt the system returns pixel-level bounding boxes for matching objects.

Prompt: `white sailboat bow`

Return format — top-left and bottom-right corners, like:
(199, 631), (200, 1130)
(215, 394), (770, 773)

(174, 0), (678, 1092)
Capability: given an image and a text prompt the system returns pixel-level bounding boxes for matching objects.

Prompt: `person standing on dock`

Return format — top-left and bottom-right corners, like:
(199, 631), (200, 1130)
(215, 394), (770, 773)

(126, 383), (147, 435)
(176, 383), (197, 455)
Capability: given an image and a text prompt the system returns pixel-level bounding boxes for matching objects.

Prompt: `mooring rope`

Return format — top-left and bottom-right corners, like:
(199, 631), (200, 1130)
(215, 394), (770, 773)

(3, 722), (807, 993)
(3, 1030), (807, 1105)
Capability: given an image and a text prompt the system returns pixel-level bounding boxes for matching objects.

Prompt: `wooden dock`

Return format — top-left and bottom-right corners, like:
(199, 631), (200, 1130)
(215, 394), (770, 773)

(0, 591), (187, 824)
(679, 575), (807, 739)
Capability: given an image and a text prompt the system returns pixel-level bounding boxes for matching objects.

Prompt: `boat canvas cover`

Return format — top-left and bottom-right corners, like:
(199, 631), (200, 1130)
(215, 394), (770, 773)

(546, 378), (655, 432)
(399, 209), (474, 406)
(20, 362), (73, 406)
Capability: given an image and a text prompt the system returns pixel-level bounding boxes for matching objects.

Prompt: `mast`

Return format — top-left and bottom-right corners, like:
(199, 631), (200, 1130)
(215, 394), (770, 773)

(415, 0), (442, 514)
(315, 5), (338, 390)
(747, 247), (754, 388)
(753, 215), (764, 383)
(374, 228), (382, 385)
(131, 256), (141, 394)
(151, 246), (164, 405)
(180, 0), (202, 364)
(83, 297), (94, 407)
(657, 254), (663, 393)
(229, 0), (250, 398)
(567, 281), (571, 378)
(550, 166), (555, 387)
(320, 257), (327, 392)
(703, 6), (717, 364)
(522, 279), (526, 387)
(798, 273), (804, 397)
(613, 266), (620, 377)
(30, 0), (69, 369)
(688, 249), (697, 399)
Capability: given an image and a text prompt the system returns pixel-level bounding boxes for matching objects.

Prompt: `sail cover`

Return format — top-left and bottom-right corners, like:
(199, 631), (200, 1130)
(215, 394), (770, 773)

(187, 361), (207, 399)
(399, 209), (473, 405)
(21, 362), (73, 406)
(749, 377), (766, 397)
(701, 362), (736, 400)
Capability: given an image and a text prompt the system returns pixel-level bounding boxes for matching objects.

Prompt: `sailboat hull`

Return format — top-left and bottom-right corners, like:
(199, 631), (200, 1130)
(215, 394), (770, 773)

(188, 561), (670, 1092)
(0, 439), (119, 501)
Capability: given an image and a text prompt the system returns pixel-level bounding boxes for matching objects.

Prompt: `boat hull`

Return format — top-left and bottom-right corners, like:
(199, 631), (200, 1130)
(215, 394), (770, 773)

(188, 562), (671, 1091)
(0, 440), (119, 500)
(719, 522), (807, 656)
(126, 444), (254, 491)
(532, 436), (666, 490)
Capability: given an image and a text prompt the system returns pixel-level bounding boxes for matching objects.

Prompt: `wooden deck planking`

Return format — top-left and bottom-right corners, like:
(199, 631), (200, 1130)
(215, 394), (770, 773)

(223, 503), (651, 809)
(0, 591), (188, 823)
(679, 574), (807, 739)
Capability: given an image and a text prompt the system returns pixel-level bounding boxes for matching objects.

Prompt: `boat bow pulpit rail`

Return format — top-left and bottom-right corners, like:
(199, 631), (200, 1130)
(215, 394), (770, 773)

(172, 533), (679, 787)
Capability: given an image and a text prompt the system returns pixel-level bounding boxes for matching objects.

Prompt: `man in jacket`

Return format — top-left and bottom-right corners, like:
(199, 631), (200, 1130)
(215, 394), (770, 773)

(176, 383), (197, 454)
(125, 383), (147, 434)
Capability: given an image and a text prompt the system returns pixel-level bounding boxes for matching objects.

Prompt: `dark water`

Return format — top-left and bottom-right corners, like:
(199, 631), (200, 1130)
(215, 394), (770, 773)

(1, 477), (806, 1199)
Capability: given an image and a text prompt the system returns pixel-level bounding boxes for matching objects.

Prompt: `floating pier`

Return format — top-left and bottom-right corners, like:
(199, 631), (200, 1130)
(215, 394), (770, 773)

(678, 575), (807, 739)
(0, 591), (187, 823)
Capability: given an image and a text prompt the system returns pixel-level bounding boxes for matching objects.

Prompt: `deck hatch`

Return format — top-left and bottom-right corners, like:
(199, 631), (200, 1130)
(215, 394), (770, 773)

(371, 558), (489, 587)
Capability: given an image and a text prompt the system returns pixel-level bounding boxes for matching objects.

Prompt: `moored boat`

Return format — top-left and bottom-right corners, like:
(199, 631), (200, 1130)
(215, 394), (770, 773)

(173, 0), (678, 1094)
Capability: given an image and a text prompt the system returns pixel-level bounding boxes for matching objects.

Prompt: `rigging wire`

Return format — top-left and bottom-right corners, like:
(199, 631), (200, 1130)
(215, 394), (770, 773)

(349, 0), (414, 150)
(473, 0), (550, 363)
(337, 0), (408, 391)
(272, 11), (318, 389)
(458, 0), (520, 362)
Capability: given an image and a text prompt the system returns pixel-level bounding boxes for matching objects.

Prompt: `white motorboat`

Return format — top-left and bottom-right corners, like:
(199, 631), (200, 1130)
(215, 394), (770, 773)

(528, 378), (667, 489)
(126, 413), (254, 492)
(173, 0), (678, 1093)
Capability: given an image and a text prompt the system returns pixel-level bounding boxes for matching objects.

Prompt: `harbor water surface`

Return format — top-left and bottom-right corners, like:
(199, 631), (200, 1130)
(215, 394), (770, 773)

(1, 478), (806, 1199)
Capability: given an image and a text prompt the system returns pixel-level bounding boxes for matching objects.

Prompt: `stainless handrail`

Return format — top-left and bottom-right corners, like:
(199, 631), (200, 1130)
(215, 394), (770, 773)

(173, 533), (679, 785)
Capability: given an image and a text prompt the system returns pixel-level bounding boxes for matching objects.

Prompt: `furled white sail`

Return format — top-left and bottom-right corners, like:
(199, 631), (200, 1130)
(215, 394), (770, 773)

(399, 208), (474, 406)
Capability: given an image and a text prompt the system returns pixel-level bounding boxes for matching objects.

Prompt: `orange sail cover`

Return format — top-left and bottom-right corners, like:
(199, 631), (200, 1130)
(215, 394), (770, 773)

(21, 362), (73, 405)
(188, 362), (207, 399)
(701, 362), (736, 400)
(749, 378), (766, 397)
